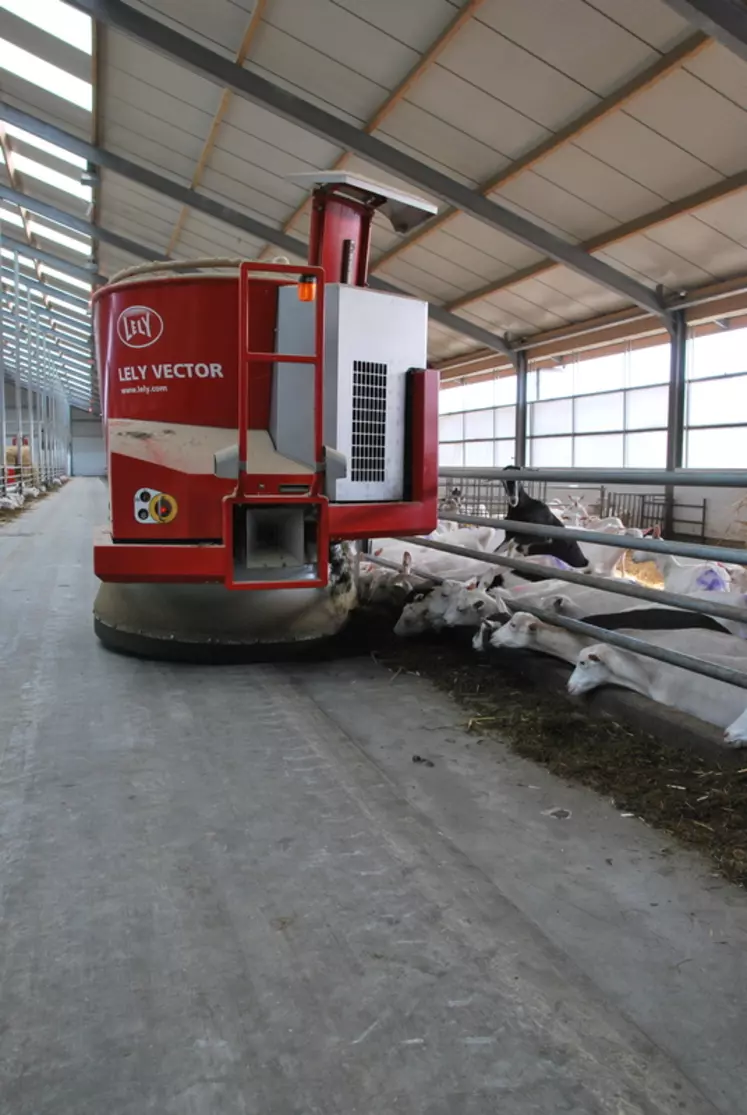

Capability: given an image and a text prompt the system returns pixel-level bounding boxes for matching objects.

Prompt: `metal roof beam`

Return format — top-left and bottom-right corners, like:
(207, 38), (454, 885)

(66, 0), (671, 324)
(659, 0), (747, 64)
(0, 106), (517, 360)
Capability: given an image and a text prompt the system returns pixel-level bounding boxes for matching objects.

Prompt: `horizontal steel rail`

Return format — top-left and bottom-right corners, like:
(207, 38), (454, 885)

(439, 511), (747, 565)
(494, 598), (747, 692)
(386, 537), (747, 692)
(408, 536), (747, 624)
(440, 467), (747, 487)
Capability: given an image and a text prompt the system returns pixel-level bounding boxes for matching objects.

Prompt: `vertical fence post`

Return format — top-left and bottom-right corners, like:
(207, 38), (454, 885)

(665, 309), (687, 536)
(12, 252), (23, 477)
(514, 348), (527, 467)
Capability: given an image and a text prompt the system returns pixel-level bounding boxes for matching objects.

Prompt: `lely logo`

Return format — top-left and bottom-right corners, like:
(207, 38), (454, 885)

(117, 305), (164, 348)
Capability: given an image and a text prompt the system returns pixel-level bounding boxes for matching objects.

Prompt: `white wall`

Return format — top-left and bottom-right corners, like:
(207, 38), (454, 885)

(71, 406), (105, 476)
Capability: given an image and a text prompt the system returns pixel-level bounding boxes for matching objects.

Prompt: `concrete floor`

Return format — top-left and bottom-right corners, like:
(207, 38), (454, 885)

(1, 480), (746, 1115)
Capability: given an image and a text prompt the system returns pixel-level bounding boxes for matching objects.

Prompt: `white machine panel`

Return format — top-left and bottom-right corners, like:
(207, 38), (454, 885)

(324, 285), (427, 502)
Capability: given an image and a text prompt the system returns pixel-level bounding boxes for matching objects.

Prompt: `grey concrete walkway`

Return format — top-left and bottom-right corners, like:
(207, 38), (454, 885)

(1, 479), (746, 1115)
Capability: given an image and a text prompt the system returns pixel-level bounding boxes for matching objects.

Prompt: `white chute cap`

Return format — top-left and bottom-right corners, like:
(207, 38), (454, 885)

(288, 171), (437, 234)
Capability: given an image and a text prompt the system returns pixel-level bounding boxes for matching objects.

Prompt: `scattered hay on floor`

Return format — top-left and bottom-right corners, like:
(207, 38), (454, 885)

(620, 550), (664, 588)
(365, 620), (747, 888)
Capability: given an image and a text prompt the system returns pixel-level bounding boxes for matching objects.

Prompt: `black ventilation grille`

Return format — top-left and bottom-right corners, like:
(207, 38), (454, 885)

(351, 360), (387, 483)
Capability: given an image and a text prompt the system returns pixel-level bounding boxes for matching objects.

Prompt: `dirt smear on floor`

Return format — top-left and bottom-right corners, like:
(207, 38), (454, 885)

(357, 611), (747, 888)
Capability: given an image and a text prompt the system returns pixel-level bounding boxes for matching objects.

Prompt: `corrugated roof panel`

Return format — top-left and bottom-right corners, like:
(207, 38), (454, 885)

(405, 225), (520, 284)
(428, 318), (481, 363)
(530, 265), (630, 316)
(583, 0), (691, 47)
(533, 145), (664, 221)
(695, 189), (747, 246)
(369, 220), (401, 256)
(220, 98), (341, 168)
(98, 245), (147, 278)
(201, 147), (306, 210)
(103, 63), (218, 139)
(376, 255), (467, 303)
(264, 0), (417, 89)
(198, 167), (296, 224)
(248, 24), (385, 126)
(375, 101), (500, 186)
(103, 122), (195, 184)
(100, 171), (184, 220)
(179, 209), (273, 259)
(102, 100), (209, 169)
(330, 0), (461, 53)
(127, 0), (251, 58)
(479, 285), (575, 330)
(436, 19), (595, 132)
(573, 113), (721, 201)
(477, 0), (662, 95)
(98, 204), (171, 253)
(595, 239), (713, 288)
(403, 64), (543, 166)
(458, 296), (557, 335)
(210, 131), (323, 187)
(684, 43), (747, 112)
(627, 71), (747, 177)
(493, 170), (616, 242)
(643, 214), (747, 276)
(105, 34), (222, 112)
(505, 274), (618, 321)
(430, 212), (546, 272)
(392, 240), (507, 296)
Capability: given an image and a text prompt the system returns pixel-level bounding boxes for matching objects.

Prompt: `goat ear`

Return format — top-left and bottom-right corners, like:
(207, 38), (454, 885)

(551, 596), (564, 612)
(527, 620), (538, 632)
(474, 599), (485, 611)
(587, 651), (601, 663)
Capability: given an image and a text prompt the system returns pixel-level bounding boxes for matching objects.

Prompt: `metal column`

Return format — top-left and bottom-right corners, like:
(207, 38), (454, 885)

(12, 252), (24, 478)
(514, 348), (528, 467)
(665, 309), (687, 536)
(0, 228), (6, 494)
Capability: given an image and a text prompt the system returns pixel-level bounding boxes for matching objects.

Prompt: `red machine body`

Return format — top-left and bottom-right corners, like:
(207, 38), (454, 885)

(93, 177), (439, 590)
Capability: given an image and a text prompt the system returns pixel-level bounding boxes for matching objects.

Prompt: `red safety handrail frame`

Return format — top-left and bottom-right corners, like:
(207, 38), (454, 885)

(237, 261), (326, 498)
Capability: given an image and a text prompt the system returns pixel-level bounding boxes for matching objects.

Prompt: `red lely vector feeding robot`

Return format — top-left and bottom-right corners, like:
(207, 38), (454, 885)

(91, 173), (440, 658)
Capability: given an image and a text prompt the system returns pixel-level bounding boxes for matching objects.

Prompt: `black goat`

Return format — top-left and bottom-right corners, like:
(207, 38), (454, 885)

(500, 466), (588, 569)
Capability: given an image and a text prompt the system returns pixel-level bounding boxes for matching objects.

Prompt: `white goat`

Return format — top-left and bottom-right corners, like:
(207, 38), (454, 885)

(568, 643), (747, 747)
(631, 549), (731, 594)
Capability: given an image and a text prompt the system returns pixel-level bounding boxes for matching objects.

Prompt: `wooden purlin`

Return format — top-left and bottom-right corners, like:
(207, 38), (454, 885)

(165, 0), (267, 257)
(372, 31), (711, 274)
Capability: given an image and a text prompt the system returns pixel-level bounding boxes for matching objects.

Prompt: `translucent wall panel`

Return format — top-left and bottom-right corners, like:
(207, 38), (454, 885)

(625, 430), (667, 468)
(464, 408), (494, 440)
(439, 442), (464, 467)
(538, 365), (575, 400)
(464, 440), (494, 466)
(574, 351), (625, 394)
(686, 427), (746, 468)
(688, 328), (747, 381)
(574, 434), (624, 467)
(495, 405), (516, 439)
(625, 385), (668, 430)
(574, 391), (624, 433)
(687, 375), (747, 426)
(495, 439), (515, 466)
(531, 397), (573, 436)
(627, 343), (669, 387)
(529, 436), (573, 467)
(495, 377), (517, 405)
(439, 413), (463, 440)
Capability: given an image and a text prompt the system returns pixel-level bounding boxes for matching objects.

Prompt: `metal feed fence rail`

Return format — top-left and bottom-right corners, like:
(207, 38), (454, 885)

(372, 466), (747, 695)
(1, 464), (68, 496)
